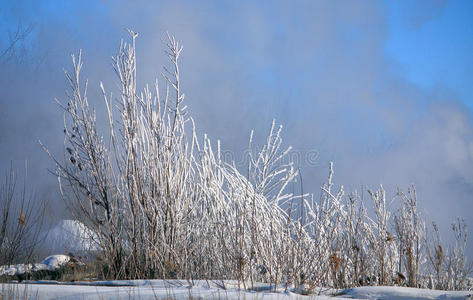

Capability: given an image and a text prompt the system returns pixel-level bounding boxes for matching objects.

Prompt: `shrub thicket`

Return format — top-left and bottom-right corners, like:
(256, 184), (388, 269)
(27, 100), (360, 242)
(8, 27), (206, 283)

(44, 30), (472, 291)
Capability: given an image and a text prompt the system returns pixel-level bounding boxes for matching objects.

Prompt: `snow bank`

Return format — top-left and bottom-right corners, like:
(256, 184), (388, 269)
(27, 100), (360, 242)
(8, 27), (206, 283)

(39, 254), (71, 270)
(2, 281), (335, 300)
(338, 285), (472, 300)
(3, 280), (472, 300)
(0, 254), (70, 276)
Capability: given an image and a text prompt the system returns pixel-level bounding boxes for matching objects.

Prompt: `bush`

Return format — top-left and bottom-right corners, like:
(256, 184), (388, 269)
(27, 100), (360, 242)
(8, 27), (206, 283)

(0, 165), (46, 270)
(44, 29), (471, 291)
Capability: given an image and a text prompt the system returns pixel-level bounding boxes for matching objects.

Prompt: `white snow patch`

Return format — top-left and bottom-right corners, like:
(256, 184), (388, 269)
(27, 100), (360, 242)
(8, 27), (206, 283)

(39, 254), (71, 270)
(0, 254), (70, 276)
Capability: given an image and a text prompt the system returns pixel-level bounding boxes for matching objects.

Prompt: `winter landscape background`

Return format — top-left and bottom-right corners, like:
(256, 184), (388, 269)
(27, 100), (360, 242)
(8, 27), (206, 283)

(1, 0), (473, 299)
(1, 0), (473, 255)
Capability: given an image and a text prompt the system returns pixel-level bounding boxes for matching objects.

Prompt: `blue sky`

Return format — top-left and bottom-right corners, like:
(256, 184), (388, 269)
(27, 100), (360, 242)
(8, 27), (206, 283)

(385, 0), (473, 109)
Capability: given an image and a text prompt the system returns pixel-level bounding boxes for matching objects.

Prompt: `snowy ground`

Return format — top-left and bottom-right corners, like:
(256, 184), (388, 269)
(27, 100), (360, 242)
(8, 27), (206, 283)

(1, 253), (472, 299)
(1, 280), (472, 300)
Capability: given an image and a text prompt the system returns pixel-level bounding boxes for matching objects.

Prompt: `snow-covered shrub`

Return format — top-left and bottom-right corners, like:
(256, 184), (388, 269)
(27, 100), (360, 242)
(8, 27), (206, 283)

(426, 222), (445, 289)
(44, 30), (301, 282)
(425, 219), (473, 290)
(393, 187), (424, 288)
(44, 30), (471, 291)
(445, 218), (472, 290)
